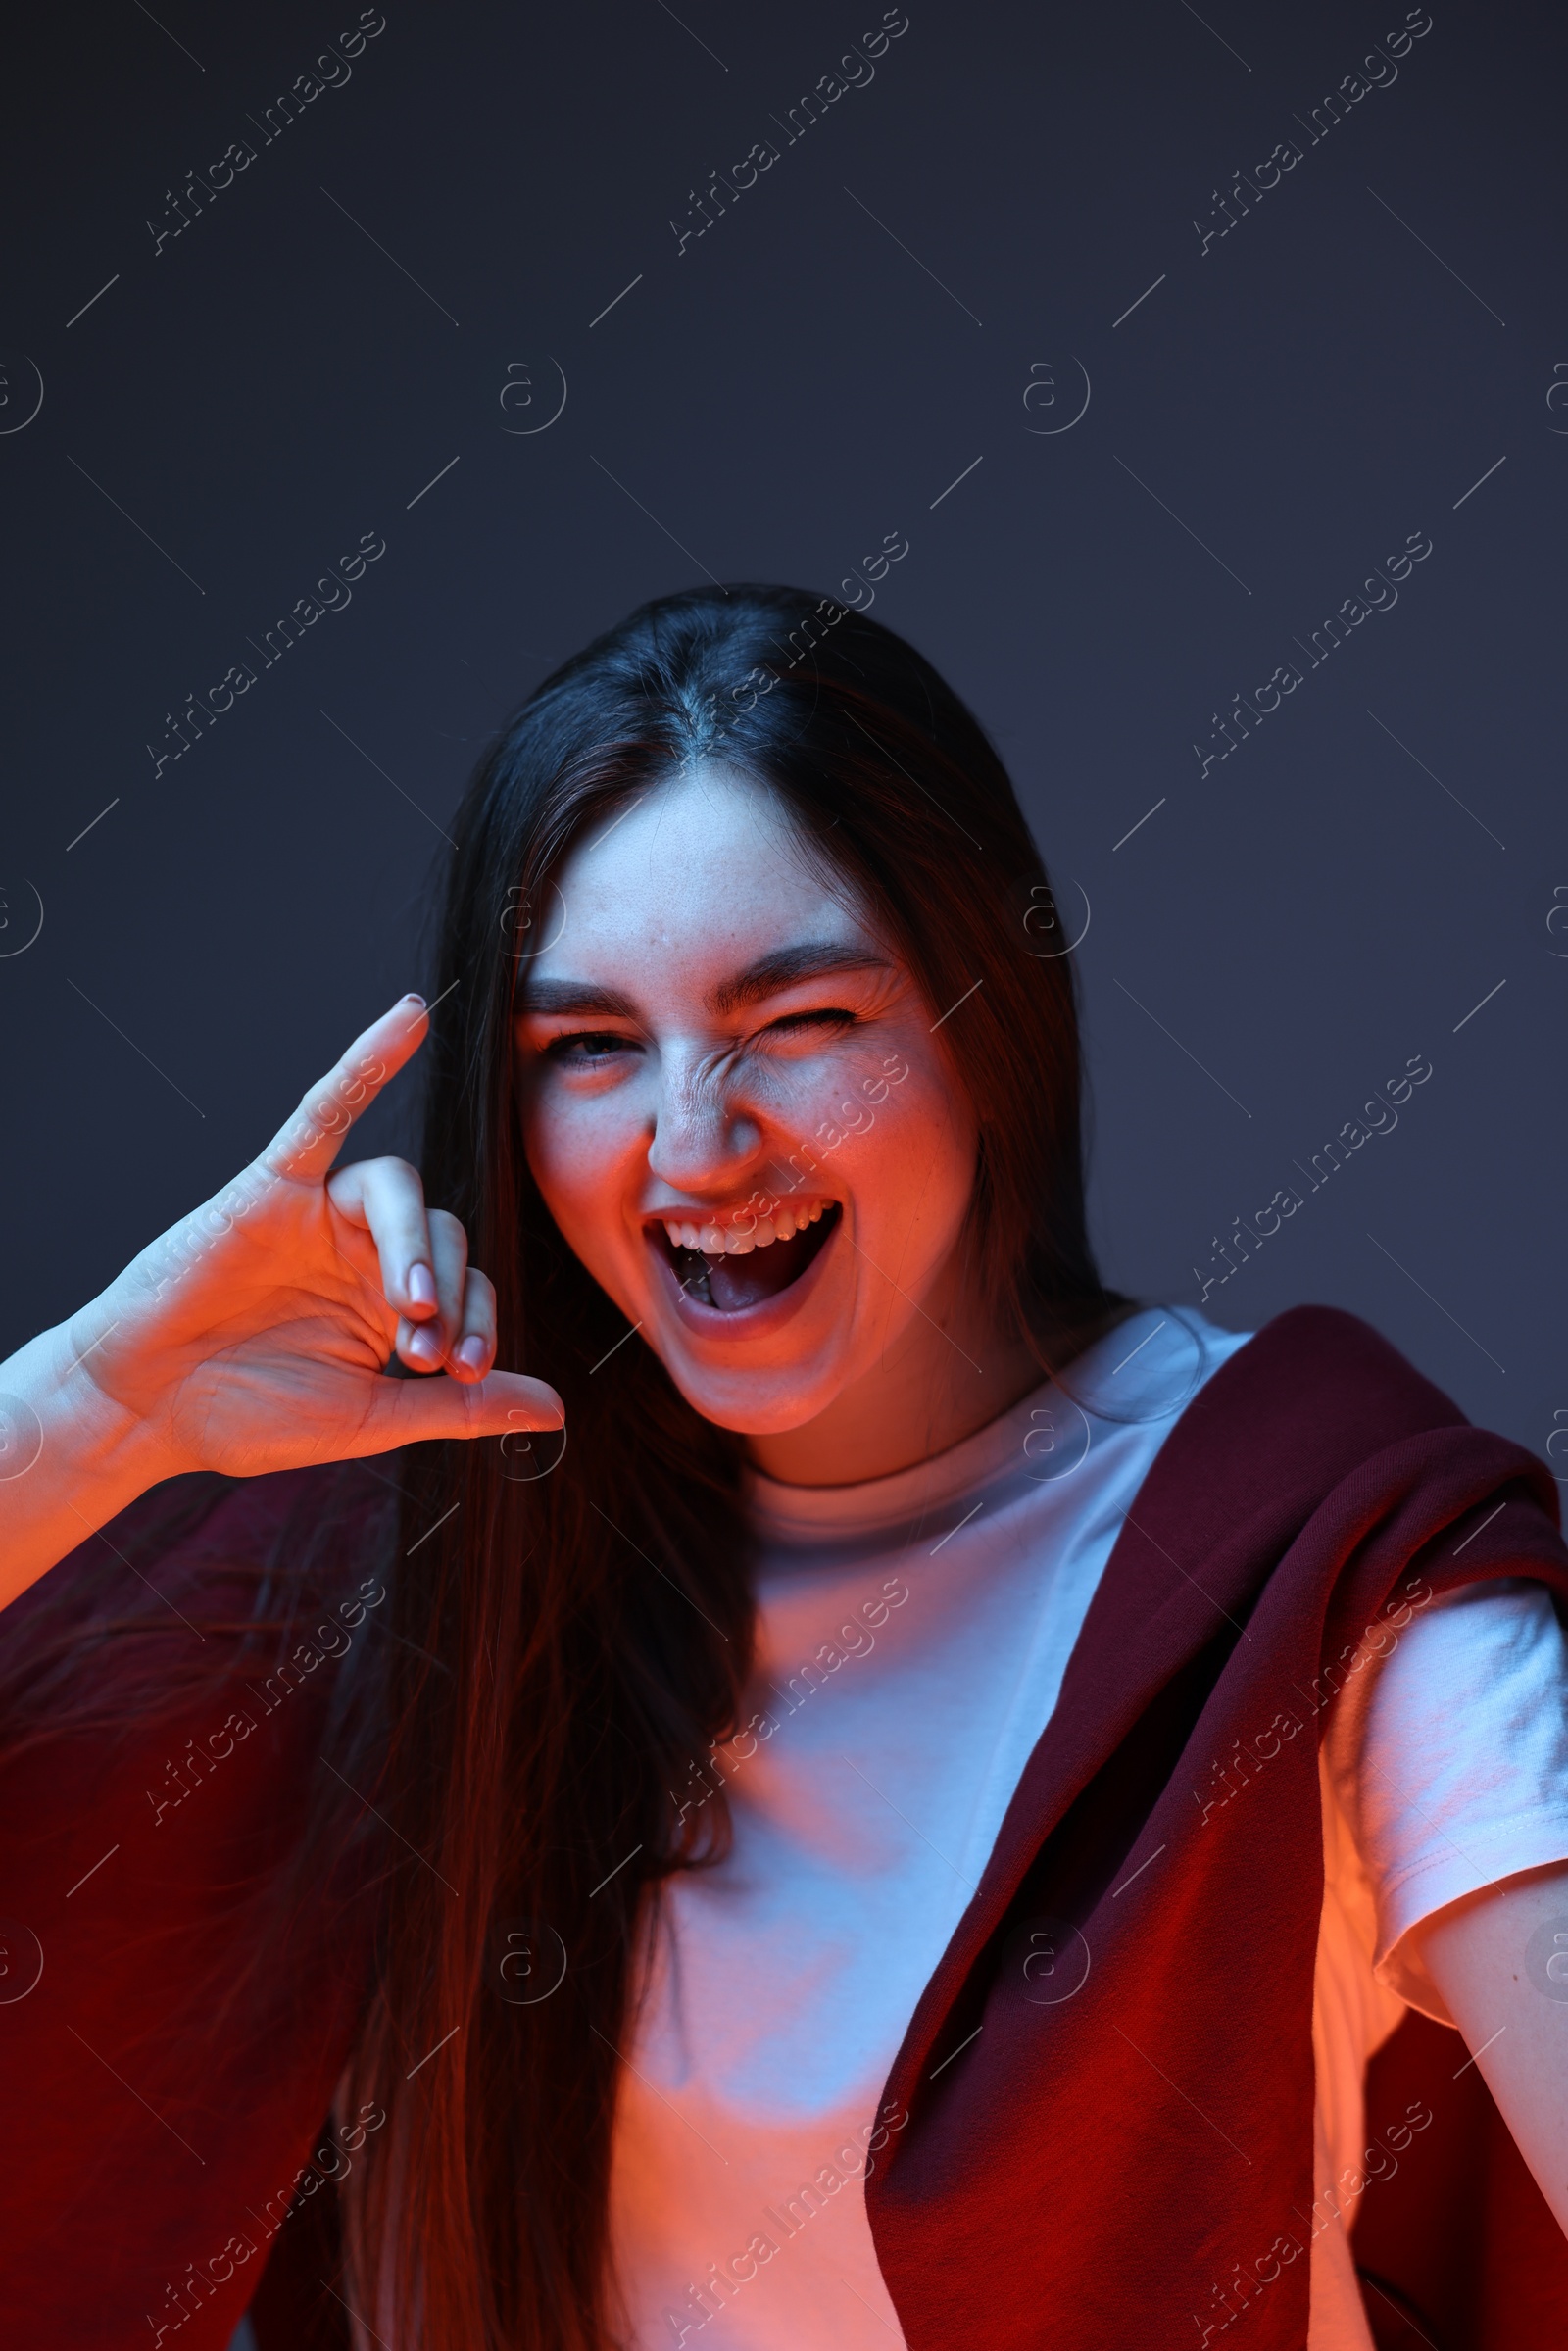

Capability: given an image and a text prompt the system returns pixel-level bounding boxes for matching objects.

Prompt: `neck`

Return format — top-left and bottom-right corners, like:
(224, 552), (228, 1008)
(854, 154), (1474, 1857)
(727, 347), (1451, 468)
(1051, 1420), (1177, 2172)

(746, 1282), (1128, 1489)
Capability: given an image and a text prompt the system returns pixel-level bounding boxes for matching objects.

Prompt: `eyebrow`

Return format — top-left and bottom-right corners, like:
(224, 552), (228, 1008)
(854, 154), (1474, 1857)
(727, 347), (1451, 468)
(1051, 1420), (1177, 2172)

(710, 941), (891, 1014)
(514, 942), (890, 1021)
(514, 977), (640, 1019)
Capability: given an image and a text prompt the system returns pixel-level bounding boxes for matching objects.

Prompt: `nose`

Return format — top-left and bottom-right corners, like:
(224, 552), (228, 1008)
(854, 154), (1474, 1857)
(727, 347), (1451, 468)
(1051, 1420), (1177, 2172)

(645, 1059), (763, 1197)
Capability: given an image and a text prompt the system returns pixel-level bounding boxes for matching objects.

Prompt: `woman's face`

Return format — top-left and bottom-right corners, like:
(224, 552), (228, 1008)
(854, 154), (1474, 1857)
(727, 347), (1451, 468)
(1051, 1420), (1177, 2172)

(514, 765), (979, 1442)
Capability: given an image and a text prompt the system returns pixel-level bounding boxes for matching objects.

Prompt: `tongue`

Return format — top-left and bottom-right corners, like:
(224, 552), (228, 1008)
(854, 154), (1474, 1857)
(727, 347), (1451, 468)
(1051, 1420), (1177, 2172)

(706, 1223), (823, 1312)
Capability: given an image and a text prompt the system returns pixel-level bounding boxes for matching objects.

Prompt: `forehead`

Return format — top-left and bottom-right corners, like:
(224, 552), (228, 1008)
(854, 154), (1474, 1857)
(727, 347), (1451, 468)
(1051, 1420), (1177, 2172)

(534, 765), (874, 979)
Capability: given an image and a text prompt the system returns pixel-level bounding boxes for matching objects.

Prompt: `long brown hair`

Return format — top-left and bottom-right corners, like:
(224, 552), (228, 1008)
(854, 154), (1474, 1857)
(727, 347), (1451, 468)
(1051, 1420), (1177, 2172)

(0, 585), (1118, 2346)
(344, 584), (1120, 2344)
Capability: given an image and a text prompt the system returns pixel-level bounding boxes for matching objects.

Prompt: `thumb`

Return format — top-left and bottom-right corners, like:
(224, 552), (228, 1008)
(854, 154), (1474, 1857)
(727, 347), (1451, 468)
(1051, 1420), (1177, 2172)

(360, 1370), (565, 1453)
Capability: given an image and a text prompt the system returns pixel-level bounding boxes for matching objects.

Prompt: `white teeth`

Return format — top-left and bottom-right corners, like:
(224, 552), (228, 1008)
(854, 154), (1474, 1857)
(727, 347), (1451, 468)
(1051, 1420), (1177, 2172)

(657, 1202), (832, 1254)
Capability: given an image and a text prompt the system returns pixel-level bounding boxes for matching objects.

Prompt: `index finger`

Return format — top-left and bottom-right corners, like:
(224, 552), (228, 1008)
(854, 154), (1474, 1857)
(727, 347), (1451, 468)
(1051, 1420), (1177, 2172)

(262, 995), (431, 1183)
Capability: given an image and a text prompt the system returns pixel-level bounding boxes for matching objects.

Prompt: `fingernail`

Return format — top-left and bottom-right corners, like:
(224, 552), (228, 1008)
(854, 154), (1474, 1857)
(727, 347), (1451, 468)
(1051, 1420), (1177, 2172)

(456, 1335), (487, 1372)
(407, 1327), (442, 1366)
(408, 1263), (437, 1310)
(404, 992), (427, 1009)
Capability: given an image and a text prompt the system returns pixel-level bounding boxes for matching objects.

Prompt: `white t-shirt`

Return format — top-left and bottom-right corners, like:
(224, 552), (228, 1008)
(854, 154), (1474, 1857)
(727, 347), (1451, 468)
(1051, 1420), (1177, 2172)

(605, 1308), (1568, 2351)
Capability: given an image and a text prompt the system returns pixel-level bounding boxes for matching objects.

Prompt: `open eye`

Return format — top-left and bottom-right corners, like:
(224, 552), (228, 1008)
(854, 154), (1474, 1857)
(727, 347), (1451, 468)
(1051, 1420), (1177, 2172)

(547, 1030), (635, 1064)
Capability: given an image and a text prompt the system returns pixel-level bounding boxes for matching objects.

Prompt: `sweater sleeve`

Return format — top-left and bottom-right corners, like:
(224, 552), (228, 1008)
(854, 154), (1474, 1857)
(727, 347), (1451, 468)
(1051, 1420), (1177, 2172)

(1320, 1576), (1568, 2022)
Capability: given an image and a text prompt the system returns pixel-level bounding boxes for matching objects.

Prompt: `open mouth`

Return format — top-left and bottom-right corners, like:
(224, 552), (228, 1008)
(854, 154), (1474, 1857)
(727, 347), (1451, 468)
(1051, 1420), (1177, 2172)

(651, 1200), (842, 1314)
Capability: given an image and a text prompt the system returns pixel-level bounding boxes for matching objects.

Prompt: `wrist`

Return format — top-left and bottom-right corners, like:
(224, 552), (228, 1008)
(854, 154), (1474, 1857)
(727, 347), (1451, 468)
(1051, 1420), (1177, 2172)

(0, 1322), (183, 1607)
(37, 1314), (186, 1490)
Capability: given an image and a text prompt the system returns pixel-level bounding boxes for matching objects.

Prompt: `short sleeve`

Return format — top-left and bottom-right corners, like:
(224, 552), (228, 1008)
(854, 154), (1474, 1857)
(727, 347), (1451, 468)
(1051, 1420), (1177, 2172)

(1320, 1576), (1568, 2021)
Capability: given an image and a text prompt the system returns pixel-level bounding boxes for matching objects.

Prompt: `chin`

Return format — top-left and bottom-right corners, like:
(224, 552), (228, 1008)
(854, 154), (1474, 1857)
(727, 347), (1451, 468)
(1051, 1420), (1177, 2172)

(624, 1201), (863, 1437)
(657, 1357), (849, 1439)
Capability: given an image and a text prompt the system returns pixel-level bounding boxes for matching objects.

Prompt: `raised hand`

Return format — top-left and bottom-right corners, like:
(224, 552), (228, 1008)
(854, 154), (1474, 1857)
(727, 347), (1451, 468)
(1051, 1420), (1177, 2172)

(66, 995), (562, 1480)
(0, 998), (562, 1608)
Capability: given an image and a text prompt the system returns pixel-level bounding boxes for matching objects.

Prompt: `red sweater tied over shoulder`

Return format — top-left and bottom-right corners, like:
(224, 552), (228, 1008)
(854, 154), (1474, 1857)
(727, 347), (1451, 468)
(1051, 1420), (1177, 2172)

(2, 1306), (1565, 2349)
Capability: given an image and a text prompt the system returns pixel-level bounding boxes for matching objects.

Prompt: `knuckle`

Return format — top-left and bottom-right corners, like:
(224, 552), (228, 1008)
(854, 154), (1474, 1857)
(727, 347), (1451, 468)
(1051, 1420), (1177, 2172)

(371, 1156), (425, 1200)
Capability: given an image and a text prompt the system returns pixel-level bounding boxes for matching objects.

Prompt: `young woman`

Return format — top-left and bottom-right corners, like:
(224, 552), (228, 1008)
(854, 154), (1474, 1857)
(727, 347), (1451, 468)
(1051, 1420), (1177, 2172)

(3, 586), (1567, 2351)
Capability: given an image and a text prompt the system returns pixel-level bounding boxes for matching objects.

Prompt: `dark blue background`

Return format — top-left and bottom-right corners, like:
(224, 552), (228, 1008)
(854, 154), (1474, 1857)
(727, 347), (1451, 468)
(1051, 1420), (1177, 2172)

(2, 0), (1563, 1470)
